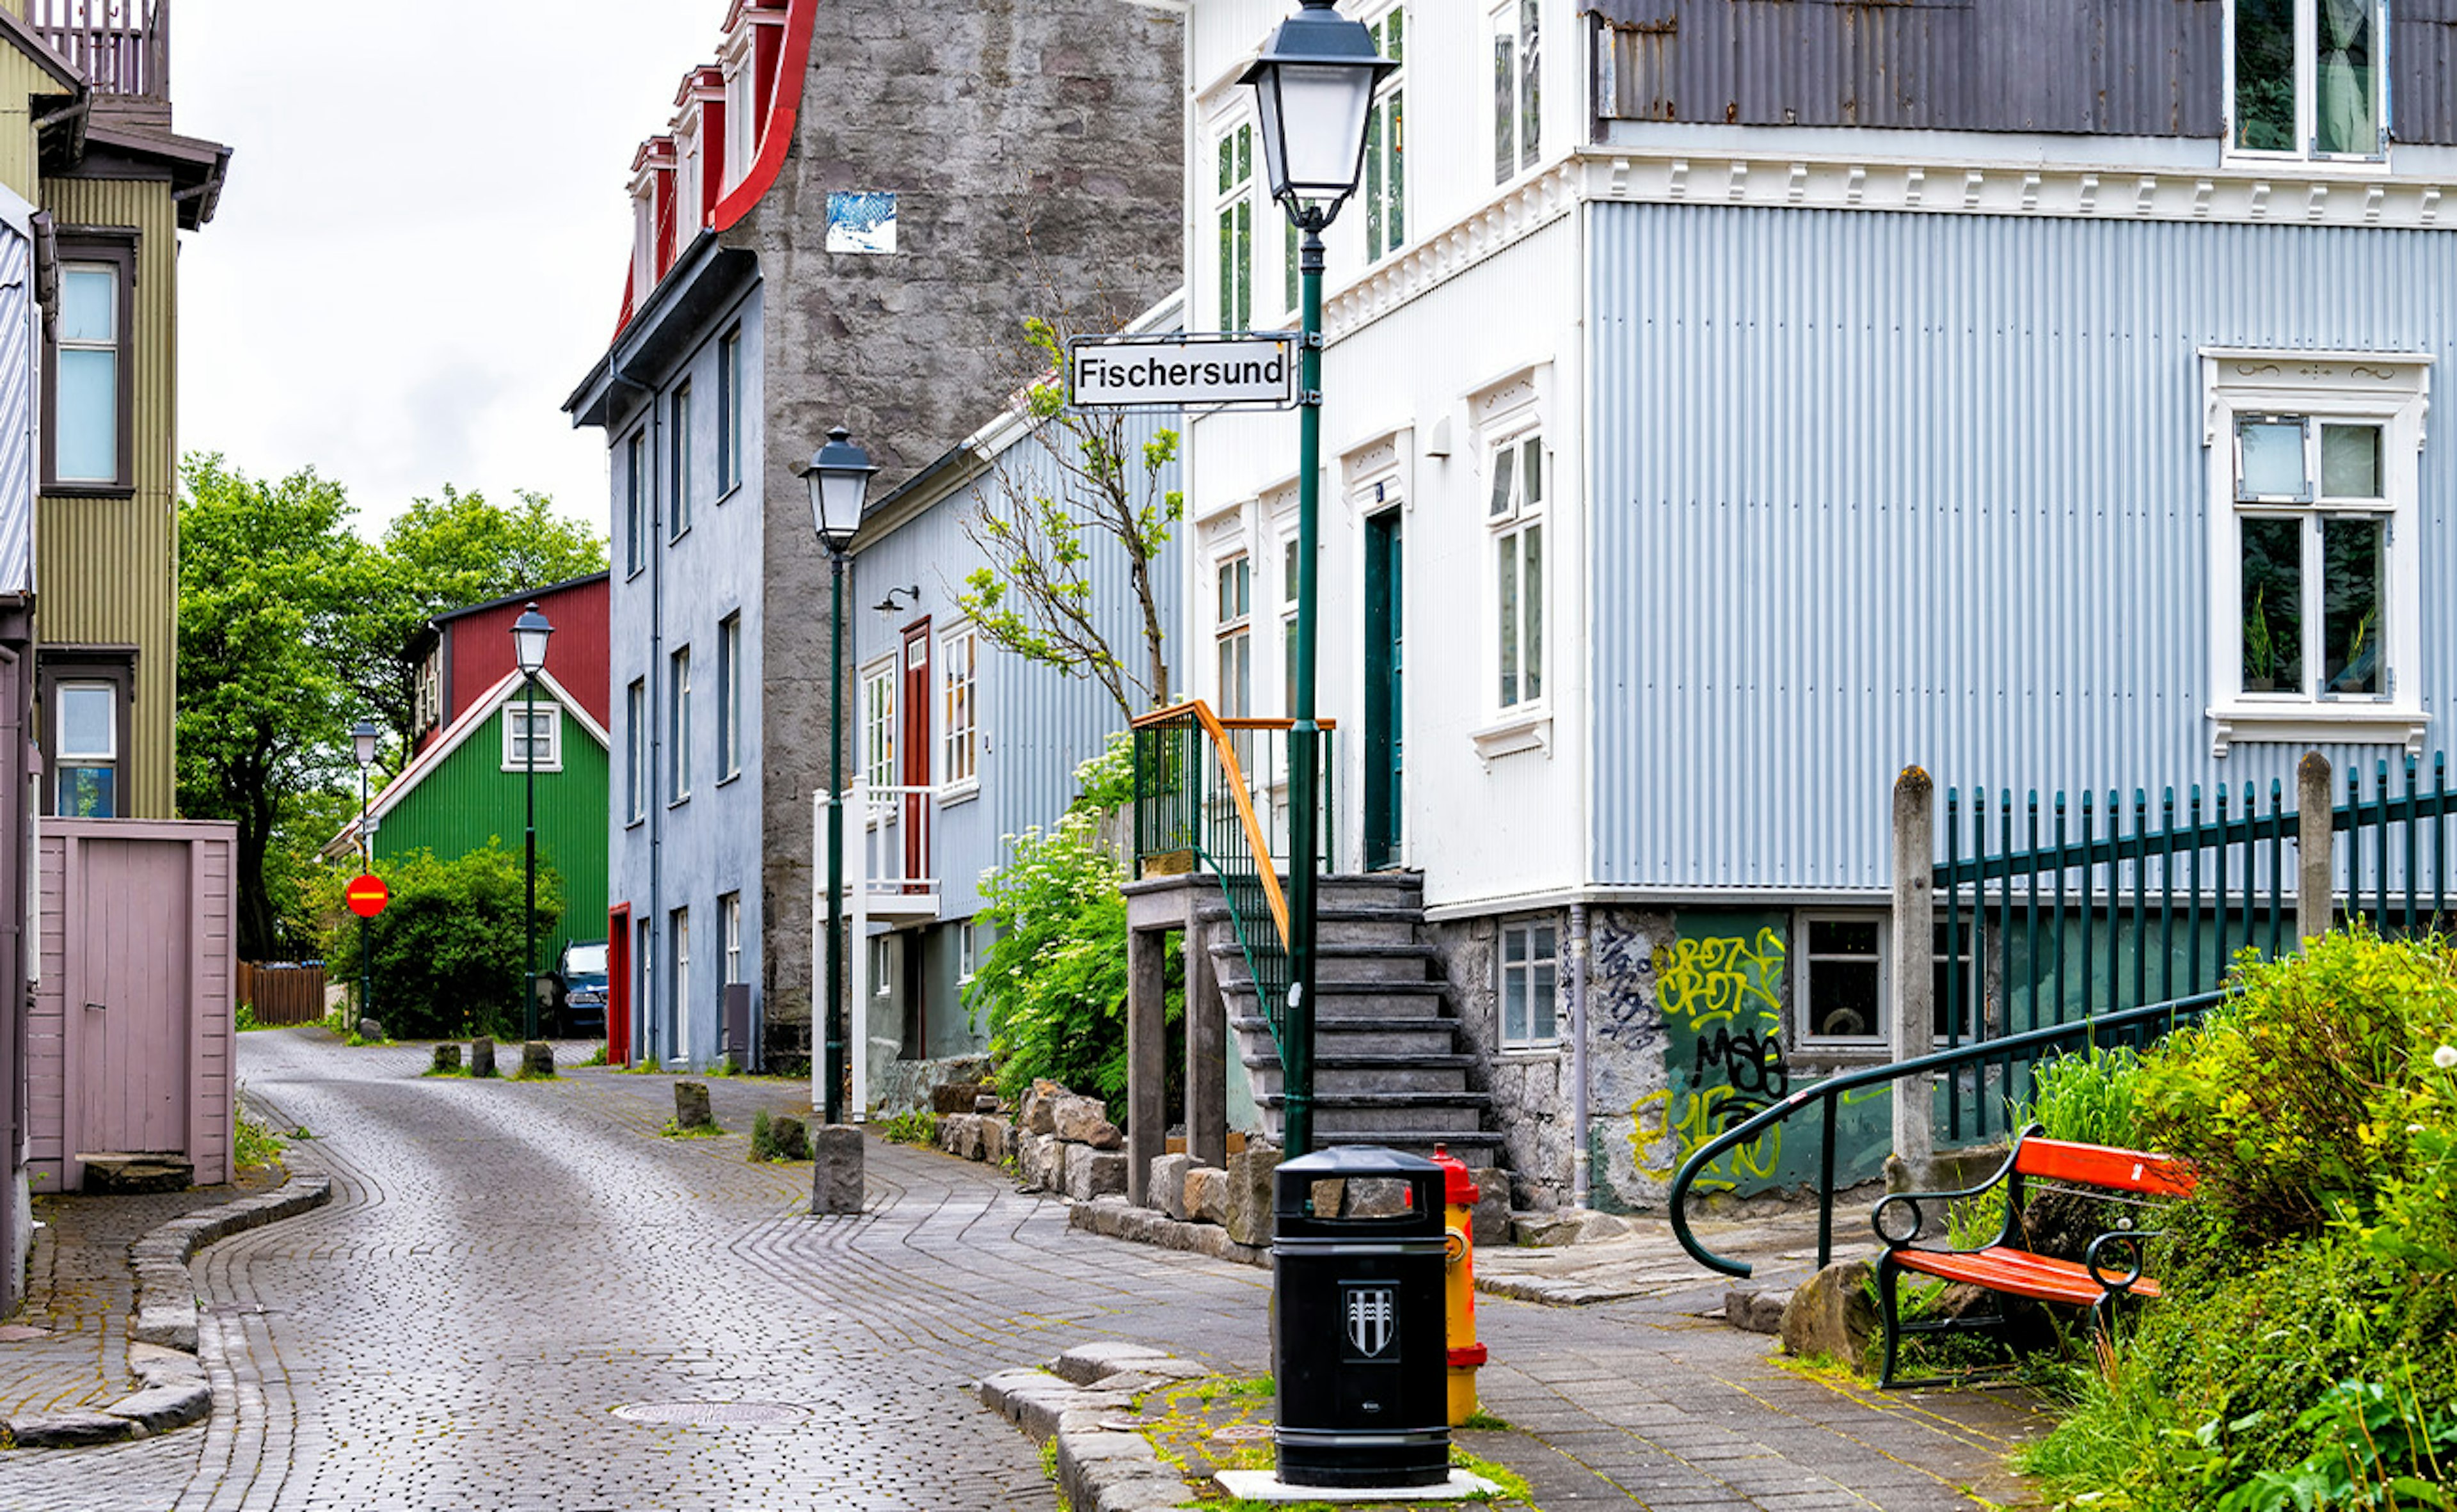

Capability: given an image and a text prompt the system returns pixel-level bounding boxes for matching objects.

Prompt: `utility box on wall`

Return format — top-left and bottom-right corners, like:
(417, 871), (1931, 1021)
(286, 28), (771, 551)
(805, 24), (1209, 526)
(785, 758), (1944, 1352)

(31, 819), (239, 1191)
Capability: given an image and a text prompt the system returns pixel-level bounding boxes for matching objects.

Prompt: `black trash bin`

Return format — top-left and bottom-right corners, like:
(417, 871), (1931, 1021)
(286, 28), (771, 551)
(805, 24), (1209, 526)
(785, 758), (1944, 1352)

(1271, 1145), (1451, 1489)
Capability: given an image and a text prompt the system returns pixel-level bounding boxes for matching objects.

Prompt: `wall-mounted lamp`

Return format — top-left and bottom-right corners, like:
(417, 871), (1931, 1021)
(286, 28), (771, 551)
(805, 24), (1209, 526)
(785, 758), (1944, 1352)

(873, 585), (921, 614)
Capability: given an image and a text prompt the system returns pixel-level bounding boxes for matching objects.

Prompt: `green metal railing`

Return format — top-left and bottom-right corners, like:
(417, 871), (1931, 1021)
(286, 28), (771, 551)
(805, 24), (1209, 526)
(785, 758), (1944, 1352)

(1670, 991), (2227, 1278)
(1932, 752), (2451, 1145)
(1131, 701), (1335, 1066)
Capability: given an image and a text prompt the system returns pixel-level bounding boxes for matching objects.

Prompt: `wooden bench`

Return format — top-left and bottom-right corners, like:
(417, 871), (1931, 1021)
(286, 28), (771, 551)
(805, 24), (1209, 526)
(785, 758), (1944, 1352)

(1872, 1126), (2197, 1387)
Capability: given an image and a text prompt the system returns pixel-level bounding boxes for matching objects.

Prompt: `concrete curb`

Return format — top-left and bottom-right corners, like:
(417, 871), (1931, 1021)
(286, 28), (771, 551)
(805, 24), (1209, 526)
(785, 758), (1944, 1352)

(0, 1172), (331, 1451)
(976, 1342), (1213, 1512)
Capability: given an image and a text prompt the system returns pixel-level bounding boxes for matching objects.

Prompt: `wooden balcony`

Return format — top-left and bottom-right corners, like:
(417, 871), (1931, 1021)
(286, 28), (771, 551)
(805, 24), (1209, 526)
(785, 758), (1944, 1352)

(31, 0), (170, 106)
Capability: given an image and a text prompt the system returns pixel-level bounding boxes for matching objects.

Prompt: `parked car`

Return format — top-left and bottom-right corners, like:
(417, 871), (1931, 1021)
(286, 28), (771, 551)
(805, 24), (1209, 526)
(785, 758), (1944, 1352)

(556, 940), (610, 1037)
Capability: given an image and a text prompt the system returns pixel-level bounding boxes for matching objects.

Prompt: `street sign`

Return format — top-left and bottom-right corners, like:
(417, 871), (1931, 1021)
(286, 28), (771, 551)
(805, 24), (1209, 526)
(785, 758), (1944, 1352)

(1067, 333), (1297, 410)
(345, 874), (389, 919)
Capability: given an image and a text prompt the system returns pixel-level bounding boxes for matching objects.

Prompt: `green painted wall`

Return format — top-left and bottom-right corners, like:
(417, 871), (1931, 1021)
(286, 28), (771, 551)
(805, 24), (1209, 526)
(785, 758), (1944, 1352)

(372, 701), (610, 974)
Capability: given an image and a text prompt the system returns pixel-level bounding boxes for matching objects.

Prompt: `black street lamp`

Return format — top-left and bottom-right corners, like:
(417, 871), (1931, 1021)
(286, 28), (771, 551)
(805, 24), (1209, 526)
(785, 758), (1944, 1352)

(806, 426), (875, 1126)
(1243, 0), (1392, 1159)
(513, 601), (553, 1040)
(351, 719), (380, 1025)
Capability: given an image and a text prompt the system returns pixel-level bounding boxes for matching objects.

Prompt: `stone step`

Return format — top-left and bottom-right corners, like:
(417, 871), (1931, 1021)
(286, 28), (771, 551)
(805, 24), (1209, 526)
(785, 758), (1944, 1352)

(1244, 1054), (1474, 1096)
(1209, 941), (1434, 984)
(1260, 1092), (1491, 1135)
(76, 1154), (195, 1195)
(1195, 902), (1425, 948)
(1313, 1129), (1505, 1167)
(1230, 1014), (1463, 1057)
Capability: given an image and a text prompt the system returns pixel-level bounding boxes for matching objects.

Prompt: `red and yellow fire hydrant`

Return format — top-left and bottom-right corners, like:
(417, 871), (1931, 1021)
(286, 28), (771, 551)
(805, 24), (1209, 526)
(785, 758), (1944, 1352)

(1432, 1143), (1487, 1426)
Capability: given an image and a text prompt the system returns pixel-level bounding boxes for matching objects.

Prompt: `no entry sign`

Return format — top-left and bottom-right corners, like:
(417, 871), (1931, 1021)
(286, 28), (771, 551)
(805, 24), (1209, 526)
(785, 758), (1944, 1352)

(345, 874), (389, 919)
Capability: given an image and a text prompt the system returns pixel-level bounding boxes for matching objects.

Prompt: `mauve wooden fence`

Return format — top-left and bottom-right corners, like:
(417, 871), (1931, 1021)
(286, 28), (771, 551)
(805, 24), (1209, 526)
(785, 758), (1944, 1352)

(237, 962), (326, 1026)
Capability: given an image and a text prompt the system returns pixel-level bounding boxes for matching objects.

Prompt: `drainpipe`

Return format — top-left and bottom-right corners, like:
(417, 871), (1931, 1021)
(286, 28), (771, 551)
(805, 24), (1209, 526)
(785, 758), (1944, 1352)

(610, 347), (662, 1067)
(1568, 899), (1592, 1210)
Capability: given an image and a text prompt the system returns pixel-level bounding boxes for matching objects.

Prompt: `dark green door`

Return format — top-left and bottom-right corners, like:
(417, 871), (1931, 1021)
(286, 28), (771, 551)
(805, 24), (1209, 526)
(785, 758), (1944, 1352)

(1364, 507), (1403, 870)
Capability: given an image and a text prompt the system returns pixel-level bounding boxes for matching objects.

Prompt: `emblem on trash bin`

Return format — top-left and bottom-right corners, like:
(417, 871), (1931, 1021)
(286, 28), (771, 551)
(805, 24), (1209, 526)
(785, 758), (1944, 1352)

(1344, 1286), (1397, 1360)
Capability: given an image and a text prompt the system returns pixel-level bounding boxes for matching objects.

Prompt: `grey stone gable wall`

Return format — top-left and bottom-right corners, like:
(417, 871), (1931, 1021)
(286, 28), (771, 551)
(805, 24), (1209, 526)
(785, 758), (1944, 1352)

(726, 0), (1184, 1056)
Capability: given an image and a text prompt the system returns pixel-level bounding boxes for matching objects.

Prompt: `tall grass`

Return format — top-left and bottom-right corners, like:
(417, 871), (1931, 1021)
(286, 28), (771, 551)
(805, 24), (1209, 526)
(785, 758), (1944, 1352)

(2014, 1046), (2145, 1148)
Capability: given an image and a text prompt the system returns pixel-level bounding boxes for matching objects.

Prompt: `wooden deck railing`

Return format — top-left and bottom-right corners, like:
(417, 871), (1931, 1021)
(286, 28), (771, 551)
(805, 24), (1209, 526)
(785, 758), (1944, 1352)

(31, 0), (169, 100)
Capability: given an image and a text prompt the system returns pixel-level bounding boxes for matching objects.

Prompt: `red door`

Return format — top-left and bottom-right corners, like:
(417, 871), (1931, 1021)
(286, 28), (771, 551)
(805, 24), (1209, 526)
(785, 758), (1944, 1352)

(607, 905), (633, 1065)
(900, 621), (931, 886)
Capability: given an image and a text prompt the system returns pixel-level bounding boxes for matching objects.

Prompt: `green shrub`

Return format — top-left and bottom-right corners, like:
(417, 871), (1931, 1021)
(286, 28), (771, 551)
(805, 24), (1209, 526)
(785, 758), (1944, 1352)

(749, 1108), (777, 1162)
(2020, 929), (2457, 1511)
(316, 843), (562, 1042)
(2019, 1045), (2147, 1149)
(880, 1109), (937, 1146)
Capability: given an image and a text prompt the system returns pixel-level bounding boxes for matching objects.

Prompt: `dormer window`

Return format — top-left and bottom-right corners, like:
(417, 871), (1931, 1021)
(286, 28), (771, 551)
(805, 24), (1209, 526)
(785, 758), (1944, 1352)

(723, 36), (757, 192)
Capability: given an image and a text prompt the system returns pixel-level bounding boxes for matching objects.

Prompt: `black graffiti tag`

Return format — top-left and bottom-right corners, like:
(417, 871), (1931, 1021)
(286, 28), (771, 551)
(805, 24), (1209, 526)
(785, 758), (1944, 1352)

(1689, 1026), (1789, 1101)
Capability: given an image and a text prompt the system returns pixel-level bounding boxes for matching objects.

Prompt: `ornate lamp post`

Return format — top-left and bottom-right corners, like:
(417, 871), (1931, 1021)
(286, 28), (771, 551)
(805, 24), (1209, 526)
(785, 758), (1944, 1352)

(806, 427), (876, 1125)
(351, 719), (381, 1023)
(512, 602), (553, 1040)
(1243, 0), (1393, 1157)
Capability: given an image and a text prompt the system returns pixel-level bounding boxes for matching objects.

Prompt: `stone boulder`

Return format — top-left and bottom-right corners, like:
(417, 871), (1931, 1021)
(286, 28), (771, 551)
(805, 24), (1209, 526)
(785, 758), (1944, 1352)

(979, 1119), (1010, 1165)
(932, 1081), (987, 1115)
(770, 1115), (810, 1161)
(1470, 1168), (1513, 1245)
(1724, 1288), (1792, 1335)
(1225, 1145), (1280, 1247)
(1063, 1146), (1127, 1201)
(469, 1037), (497, 1077)
(1150, 1153), (1193, 1220)
(520, 1041), (555, 1078)
(1343, 1177), (1413, 1219)
(429, 1042), (463, 1074)
(356, 1018), (385, 1042)
(673, 1081), (713, 1129)
(939, 1114), (985, 1161)
(1184, 1166), (1228, 1226)
(1779, 1259), (1877, 1373)
(1051, 1095), (1124, 1150)
(1512, 1208), (1632, 1246)
(1021, 1079), (1068, 1136)
(1019, 1132), (1062, 1190)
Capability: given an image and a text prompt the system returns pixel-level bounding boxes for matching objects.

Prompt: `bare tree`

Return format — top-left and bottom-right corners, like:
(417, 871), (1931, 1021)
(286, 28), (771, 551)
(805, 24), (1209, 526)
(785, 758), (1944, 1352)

(958, 315), (1181, 724)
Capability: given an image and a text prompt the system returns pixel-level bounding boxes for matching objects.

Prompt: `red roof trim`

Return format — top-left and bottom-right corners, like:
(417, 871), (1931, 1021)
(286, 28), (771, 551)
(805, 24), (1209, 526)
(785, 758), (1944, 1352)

(712, 0), (813, 233)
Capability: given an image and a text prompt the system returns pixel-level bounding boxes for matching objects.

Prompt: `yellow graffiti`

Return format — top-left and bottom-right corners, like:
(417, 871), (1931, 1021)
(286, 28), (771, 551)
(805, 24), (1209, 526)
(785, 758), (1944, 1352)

(1631, 1087), (1782, 1191)
(1651, 928), (1786, 1033)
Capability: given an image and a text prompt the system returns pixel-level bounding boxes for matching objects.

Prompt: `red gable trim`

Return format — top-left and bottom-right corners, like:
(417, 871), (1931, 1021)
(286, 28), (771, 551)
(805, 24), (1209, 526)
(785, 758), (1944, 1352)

(712, 0), (813, 233)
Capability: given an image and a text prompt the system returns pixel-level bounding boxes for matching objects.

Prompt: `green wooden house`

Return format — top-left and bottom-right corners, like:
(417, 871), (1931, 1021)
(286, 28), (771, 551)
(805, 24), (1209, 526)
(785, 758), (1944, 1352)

(326, 669), (610, 976)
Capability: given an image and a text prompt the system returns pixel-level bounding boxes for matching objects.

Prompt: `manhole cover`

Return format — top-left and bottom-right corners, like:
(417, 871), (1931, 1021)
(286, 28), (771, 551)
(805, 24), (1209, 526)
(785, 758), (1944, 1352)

(1210, 1423), (1276, 1444)
(612, 1401), (807, 1426)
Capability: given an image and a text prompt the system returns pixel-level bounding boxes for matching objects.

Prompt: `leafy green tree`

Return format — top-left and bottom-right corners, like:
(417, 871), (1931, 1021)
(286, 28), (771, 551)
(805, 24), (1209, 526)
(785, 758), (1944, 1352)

(177, 456), (370, 959)
(344, 486), (607, 752)
(958, 318), (1181, 722)
(314, 842), (562, 1040)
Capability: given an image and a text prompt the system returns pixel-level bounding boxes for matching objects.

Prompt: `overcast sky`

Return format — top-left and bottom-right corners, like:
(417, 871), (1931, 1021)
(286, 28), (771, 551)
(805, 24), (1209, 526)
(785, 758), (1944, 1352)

(177, 1), (734, 540)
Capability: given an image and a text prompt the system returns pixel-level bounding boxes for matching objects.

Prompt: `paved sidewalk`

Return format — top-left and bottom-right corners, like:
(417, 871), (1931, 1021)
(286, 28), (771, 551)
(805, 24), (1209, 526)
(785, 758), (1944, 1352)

(0, 1031), (2046, 1510)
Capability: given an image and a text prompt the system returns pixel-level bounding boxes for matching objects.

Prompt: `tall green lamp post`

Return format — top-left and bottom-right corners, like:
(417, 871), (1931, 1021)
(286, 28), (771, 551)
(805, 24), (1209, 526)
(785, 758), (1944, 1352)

(350, 719), (381, 1023)
(512, 601), (554, 1040)
(806, 427), (877, 1125)
(1243, 0), (1394, 1158)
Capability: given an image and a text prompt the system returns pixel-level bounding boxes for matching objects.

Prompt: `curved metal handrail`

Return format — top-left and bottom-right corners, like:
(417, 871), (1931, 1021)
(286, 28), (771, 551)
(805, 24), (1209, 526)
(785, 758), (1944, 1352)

(1667, 990), (2227, 1278)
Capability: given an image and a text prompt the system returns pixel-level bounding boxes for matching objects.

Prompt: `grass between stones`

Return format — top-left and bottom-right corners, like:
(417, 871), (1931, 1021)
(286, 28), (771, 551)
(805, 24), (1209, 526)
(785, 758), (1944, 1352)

(658, 1118), (726, 1139)
(1134, 1374), (1535, 1509)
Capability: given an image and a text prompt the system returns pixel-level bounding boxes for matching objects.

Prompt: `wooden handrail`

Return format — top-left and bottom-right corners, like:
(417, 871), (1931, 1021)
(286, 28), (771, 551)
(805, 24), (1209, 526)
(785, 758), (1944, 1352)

(1136, 698), (1291, 946)
(1130, 700), (1337, 733)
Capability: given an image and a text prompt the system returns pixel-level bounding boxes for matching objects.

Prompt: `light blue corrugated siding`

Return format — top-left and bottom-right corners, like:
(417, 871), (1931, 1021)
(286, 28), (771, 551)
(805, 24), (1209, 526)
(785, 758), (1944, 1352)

(1589, 204), (2457, 891)
(852, 412), (1182, 916)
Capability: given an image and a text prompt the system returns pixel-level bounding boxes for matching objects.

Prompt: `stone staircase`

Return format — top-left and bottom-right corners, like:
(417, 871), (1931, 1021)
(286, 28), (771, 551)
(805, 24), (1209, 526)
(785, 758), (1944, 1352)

(1200, 871), (1505, 1169)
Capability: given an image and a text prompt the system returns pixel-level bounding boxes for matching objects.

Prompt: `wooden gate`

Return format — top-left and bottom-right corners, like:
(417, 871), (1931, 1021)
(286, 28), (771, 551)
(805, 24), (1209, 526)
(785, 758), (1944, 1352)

(32, 819), (237, 1190)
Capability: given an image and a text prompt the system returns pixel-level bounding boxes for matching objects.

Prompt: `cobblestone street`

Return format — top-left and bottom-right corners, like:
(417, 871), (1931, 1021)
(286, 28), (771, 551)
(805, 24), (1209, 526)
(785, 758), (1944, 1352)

(0, 1030), (2045, 1511)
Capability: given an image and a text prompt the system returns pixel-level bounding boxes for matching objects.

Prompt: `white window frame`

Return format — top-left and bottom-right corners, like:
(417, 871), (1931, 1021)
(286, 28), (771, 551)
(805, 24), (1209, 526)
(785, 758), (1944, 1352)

(957, 919), (978, 985)
(413, 653), (443, 735)
(670, 646), (693, 802)
(2202, 349), (2429, 756)
(861, 658), (896, 788)
(500, 701), (563, 772)
(1216, 552), (1253, 719)
(1490, 0), (1541, 186)
(721, 891), (742, 987)
(672, 907), (692, 1065)
(1213, 114), (1257, 333)
(940, 623), (980, 797)
(624, 430), (648, 577)
(1486, 426), (1547, 717)
(2223, 0), (2389, 164)
(718, 327), (743, 497)
(1278, 532), (1300, 715)
(676, 120), (703, 239)
(1795, 912), (1889, 1049)
(626, 677), (648, 823)
(722, 28), (756, 191)
(870, 936), (893, 1002)
(717, 612), (743, 783)
(669, 381), (694, 540)
(1364, 6), (1407, 264)
(1497, 918), (1560, 1049)
(631, 186), (656, 303)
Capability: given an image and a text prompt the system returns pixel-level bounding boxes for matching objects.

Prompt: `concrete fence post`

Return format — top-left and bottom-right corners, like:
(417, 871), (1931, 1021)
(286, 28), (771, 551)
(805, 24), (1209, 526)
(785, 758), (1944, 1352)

(2297, 751), (2334, 944)
(1890, 767), (1936, 1184)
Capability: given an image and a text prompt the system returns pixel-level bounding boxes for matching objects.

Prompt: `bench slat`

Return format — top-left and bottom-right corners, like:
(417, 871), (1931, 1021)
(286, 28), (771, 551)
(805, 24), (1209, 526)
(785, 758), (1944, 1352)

(2013, 1138), (2195, 1198)
(1896, 1245), (2165, 1306)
